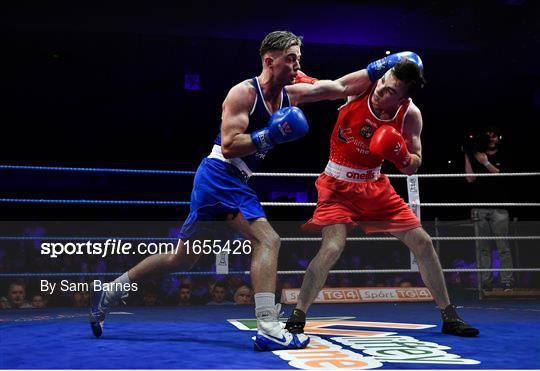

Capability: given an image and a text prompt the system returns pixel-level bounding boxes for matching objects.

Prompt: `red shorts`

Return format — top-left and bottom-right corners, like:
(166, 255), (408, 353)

(303, 173), (421, 234)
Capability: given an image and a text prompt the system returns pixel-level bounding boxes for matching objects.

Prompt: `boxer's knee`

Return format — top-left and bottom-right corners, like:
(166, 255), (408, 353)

(412, 232), (434, 259)
(320, 240), (345, 265)
(260, 230), (281, 250)
(165, 250), (183, 268)
(165, 241), (197, 269)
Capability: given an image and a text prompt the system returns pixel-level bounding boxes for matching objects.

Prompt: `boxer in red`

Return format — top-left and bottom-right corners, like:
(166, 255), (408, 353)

(286, 53), (479, 337)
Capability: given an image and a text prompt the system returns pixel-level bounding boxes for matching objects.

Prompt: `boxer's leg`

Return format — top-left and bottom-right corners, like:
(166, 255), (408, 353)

(90, 239), (200, 338)
(90, 199), (210, 338)
(128, 239), (200, 281)
(227, 214), (309, 351)
(392, 227), (450, 309)
(286, 224), (348, 334)
(392, 227), (479, 337)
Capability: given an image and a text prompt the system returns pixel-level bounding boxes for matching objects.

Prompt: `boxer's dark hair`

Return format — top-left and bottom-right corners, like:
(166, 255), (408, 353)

(392, 60), (426, 97)
(260, 31), (303, 57)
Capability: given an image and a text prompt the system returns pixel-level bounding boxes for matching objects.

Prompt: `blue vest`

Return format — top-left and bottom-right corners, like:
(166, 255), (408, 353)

(214, 77), (291, 171)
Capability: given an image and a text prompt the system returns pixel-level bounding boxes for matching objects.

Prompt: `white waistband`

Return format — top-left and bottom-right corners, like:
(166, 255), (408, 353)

(207, 145), (253, 179)
(324, 160), (381, 182)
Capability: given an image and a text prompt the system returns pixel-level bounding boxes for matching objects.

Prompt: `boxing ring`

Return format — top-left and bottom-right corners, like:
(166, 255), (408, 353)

(1, 164), (539, 369)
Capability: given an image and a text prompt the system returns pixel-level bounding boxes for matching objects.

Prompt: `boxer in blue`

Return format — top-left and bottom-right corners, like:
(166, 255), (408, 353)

(90, 30), (384, 350)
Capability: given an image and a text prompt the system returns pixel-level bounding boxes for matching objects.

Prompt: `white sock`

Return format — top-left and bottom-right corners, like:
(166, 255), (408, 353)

(104, 272), (131, 305)
(255, 293), (282, 336)
(255, 292), (275, 309)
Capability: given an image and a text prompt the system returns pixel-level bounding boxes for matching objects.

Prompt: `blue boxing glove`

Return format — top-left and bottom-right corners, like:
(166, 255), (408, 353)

(366, 51), (423, 82)
(251, 107), (309, 152)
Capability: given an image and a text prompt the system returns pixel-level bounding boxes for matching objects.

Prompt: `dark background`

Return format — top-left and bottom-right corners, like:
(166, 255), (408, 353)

(1, 1), (539, 305)
(1, 0), (539, 222)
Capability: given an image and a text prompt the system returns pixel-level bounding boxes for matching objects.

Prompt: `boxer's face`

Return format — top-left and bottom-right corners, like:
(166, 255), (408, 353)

(372, 70), (408, 112)
(266, 45), (301, 85)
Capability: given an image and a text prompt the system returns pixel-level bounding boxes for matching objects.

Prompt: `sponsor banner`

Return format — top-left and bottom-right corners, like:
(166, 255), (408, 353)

(273, 335), (383, 370)
(282, 287), (433, 304)
(228, 317), (480, 369)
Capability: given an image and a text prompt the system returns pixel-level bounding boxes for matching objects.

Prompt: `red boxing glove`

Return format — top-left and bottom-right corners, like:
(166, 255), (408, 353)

(369, 125), (412, 169)
(294, 70), (318, 84)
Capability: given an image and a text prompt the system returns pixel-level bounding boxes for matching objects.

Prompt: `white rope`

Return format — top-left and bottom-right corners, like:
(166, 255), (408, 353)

(261, 202), (316, 206)
(282, 236), (540, 242)
(261, 202), (540, 207)
(0, 236), (535, 243)
(252, 172), (540, 178)
(3, 165), (538, 178)
(253, 172), (321, 177)
(412, 172), (540, 178)
(274, 268), (540, 275)
(419, 203), (540, 207)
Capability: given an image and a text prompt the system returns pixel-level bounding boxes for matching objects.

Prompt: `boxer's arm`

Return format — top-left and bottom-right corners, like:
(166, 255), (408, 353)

(220, 84), (257, 158)
(287, 69), (372, 105)
(400, 104), (423, 176)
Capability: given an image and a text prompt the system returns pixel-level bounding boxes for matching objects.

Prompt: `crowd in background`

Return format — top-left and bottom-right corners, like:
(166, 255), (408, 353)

(5, 255), (534, 310)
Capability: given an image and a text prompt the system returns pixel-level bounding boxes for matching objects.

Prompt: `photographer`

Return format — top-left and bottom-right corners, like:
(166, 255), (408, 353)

(463, 128), (502, 181)
(463, 127), (514, 291)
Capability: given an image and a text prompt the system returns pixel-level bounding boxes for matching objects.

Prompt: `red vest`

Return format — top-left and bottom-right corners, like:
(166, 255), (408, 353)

(329, 85), (411, 169)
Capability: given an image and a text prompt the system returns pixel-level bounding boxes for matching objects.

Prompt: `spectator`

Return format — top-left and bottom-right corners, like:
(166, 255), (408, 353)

(233, 285), (254, 305)
(142, 288), (159, 306)
(177, 285), (192, 306)
(226, 275), (244, 297)
(6, 282), (32, 308)
(399, 280), (413, 288)
(179, 276), (192, 289)
(206, 281), (233, 305)
(0, 296), (9, 309)
(189, 277), (211, 304)
(464, 127), (514, 291)
(31, 294), (46, 308)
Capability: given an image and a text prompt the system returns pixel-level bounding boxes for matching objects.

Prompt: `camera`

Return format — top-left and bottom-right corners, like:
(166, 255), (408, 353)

(461, 132), (491, 154)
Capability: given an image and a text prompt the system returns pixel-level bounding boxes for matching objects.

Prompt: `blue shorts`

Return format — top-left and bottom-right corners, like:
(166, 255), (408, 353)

(179, 158), (265, 239)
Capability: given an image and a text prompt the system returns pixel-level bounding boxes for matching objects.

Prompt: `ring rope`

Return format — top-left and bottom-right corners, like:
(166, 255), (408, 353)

(260, 202), (540, 207)
(0, 198), (538, 207)
(0, 268), (538, 278)
(285, 236), (540, 241)
(254, 172), (540, 178)
(0, 236), (538, 242)
(1, 165), (538, 178)
(0, 165), (196, 175)
(0, 198), (189, 205)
